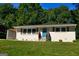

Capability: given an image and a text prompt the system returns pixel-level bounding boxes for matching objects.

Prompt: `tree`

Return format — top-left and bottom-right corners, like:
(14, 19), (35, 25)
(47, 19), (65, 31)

(16, 3), (45, 25)
(0, 3), (16, 39)
(0, 3), (79, 39)
(4, 13), (16, 29)
(70, 10), (79, 38)
(73, 3), (79, 10)
(0, 4), (17, 27)
(44, 5), (72, 24)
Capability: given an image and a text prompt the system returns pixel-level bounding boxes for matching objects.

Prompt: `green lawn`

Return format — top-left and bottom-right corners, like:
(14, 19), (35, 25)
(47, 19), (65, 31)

(0, 40), (79, 56)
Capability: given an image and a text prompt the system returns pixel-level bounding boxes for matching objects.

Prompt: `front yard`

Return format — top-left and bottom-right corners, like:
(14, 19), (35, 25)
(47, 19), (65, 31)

(0, 40), (79, 56)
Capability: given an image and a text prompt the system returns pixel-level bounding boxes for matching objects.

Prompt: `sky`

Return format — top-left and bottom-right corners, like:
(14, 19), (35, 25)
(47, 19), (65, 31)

(13, 3), (76, 10)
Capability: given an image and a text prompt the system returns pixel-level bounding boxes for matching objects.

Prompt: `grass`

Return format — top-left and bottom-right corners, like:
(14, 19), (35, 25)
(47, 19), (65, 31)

(0, 40), (79, 56)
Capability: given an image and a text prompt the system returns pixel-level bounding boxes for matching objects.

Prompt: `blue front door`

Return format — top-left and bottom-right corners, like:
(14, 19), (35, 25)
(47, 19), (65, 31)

(42, 28), (47, 39)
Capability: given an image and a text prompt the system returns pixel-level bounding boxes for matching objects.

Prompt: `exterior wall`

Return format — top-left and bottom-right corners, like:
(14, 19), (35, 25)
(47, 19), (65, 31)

(7, 30), (16, 39)
(16, 29), (39, 41)
(50, 32), (76, 42)
(15, 26), (76, 42)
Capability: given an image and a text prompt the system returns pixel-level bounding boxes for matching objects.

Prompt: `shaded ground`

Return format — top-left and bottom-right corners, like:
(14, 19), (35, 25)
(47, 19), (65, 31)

(0, 40), (79, 56)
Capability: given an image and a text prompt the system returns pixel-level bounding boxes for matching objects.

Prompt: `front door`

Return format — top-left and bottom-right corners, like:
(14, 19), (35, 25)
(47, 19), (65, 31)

(42, 28), (47, 40)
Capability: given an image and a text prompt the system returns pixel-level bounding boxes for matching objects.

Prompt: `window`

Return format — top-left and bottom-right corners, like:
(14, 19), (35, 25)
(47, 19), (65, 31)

(21, 28), (22, 34)
(42, 28), (47, 32)
(21, 29), (27, 34)
(23, 29), (27, 34)
(56, 27), (60, 32)
(32, 29), (36, 33)
(52, 27), (55, 32)
(67, 27), (69, 31)
(36, 28), (38, 32)
(28, 29), (31, 33)
(61, 27), (65, 32)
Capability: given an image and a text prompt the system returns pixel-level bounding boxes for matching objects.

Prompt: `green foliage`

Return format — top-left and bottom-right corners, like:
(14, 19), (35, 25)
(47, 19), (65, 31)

(4, 13), (16, 28)
(0, 3), (79, 38)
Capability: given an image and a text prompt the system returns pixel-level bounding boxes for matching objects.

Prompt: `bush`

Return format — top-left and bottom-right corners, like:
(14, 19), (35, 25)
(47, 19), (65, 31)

(0, 32), (6, 39)
(73, 40), (76, 42)
(59, 40), (62, 42)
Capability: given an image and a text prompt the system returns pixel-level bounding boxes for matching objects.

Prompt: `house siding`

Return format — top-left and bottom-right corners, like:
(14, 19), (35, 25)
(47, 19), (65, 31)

(50, 32), (76, 42)
(6, 24), (76, 42)
(16, 28), (76, 42)
(6, 30), (16, 39)
(16, 29), (39, 41)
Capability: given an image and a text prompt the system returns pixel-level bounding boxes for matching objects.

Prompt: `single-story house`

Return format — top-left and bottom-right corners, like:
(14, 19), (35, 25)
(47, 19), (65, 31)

(6, 24), (77, 42)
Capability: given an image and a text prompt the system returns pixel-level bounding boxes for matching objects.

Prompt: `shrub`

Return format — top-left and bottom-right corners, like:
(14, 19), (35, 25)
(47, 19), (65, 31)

(73, 40), (76, 42)
(59, 40), (62, 42)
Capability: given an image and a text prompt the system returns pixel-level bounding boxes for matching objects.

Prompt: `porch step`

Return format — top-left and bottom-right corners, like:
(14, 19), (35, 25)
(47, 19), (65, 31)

(40, 39), (46, 41)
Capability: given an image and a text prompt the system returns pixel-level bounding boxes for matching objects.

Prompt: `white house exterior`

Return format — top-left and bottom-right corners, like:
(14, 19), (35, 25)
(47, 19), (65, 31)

(6, 24), (77, 42)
